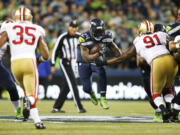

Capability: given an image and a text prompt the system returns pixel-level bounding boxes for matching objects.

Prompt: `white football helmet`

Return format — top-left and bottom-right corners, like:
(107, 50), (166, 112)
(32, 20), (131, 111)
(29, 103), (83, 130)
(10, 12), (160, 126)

(137, 20), (154, 35)
(14, 7), (32, 22)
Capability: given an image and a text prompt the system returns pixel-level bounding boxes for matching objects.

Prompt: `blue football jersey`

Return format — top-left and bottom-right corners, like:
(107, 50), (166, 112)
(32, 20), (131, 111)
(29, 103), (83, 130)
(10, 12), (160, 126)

(77, 30), (113, 63)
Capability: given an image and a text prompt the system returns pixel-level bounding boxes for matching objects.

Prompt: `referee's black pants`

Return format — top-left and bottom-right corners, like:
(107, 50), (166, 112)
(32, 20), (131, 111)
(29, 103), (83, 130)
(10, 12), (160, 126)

(53, 59), (84, 112)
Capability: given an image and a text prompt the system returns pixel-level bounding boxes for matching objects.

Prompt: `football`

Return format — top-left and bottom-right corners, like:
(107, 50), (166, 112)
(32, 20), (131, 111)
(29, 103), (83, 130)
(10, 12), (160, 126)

(89, 44), (99, 54)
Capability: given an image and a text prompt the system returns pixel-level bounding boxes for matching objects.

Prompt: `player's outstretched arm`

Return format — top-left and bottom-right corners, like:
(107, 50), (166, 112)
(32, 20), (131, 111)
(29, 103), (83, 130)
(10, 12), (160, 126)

(37, 36), (49, 63)
(0, 32), (8, 48)
(108, 42), (122, 57)
(80, 45), (100, 62)
(106, 45), (136, 65)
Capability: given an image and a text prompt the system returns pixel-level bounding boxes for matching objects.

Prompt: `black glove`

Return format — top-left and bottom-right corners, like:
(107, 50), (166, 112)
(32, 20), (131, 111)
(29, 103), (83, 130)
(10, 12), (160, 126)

(95, 55), (107, 67)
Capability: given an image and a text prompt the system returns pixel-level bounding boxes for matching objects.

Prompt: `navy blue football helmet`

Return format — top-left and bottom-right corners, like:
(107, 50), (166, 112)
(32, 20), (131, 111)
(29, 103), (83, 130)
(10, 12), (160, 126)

(90, 18), (105, 41)
(154, 24), (166, 32)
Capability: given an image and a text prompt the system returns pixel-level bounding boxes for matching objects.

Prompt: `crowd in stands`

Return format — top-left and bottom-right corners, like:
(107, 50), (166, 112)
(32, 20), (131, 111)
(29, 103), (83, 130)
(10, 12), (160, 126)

(0, 0), (179, 70)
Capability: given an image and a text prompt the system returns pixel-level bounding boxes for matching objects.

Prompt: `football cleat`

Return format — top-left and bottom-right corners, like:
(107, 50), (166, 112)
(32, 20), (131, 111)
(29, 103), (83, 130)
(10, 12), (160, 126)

(15, 107), (24, 120)
(79, 108), (86, 113)
(23, 97), (31, 121)
(159, 105), (171, 123)
(153, 112), (162, 122)
(51, 108), (65, 113)
(35, 122), (46, 129)
(100, 96), (109, 109)
(90, 93), (98, 105)
(171, 109), (180, 123)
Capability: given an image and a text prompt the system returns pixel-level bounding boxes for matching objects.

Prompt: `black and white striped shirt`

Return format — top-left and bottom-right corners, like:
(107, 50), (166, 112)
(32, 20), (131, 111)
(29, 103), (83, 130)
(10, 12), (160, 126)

(51, 32), (80, 65)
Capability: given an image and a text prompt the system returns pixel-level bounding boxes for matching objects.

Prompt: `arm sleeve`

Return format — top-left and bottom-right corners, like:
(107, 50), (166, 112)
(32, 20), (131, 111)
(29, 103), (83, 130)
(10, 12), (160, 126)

(51, 34), (64, 65)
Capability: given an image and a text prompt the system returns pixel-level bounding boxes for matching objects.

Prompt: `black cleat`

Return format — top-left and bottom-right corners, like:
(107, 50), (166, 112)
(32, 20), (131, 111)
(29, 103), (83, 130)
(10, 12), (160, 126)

(35, 122), (46, 129)
(159, 105), (171, 123)
(171, 109), (180, 123)
(51, 108), (65, 113)
(79, 108), (86, 113)
(23, 97), (31, 121)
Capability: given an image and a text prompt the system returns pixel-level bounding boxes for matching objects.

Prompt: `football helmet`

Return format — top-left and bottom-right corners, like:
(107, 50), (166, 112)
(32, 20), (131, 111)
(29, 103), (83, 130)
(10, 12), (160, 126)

(154, 24), (166, 32)
(14, 7), (32, 22)
(90, 18), (105, 41)
(137, 20), (154, 35)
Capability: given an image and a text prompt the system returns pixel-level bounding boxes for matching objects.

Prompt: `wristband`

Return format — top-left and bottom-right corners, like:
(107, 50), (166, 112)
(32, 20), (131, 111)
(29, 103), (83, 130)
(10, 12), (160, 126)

(176, 43), (180, 49)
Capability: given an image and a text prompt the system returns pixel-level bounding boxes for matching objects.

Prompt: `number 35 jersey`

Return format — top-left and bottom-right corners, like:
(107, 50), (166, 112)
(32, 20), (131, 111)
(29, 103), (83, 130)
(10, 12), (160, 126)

(0, 22), (45, 61)
(133, 32), (170, 64)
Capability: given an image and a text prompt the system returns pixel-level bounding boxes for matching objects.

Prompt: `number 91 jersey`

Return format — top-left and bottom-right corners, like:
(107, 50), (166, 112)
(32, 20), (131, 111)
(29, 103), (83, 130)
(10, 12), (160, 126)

(0, 22), (45, 61)
(133, 31), (170, 64)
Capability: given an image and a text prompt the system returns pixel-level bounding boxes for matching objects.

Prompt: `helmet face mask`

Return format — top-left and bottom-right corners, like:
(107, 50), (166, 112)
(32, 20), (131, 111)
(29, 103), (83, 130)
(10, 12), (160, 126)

(154, 24), (166, 32)
(90, 18), (105, 41)
(14, 7), (32, 22)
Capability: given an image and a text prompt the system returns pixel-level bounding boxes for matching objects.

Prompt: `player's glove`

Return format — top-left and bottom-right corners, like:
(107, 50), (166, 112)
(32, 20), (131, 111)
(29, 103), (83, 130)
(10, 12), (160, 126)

(95, 55), (107, 67)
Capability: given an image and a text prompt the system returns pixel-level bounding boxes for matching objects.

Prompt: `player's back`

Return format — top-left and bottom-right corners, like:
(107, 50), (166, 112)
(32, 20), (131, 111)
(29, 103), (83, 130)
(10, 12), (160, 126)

(134, 32), (170, 64)
(1, 22), (45, 61)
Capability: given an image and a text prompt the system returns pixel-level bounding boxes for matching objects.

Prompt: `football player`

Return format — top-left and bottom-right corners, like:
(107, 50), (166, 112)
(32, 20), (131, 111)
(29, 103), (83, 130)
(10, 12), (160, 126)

(96, 20), (178, 122)
(136, 24), (166, 122)
(0, 19), (23, 120)
(166, 8), (180, 122)
(77, 18), (121, 109)
(0, 7), (49, 129)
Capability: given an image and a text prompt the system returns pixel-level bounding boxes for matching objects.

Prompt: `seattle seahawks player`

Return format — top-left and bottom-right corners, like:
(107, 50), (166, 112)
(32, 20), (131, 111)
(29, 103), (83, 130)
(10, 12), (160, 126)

(166, 9), (180, 122)
(77, 18), (121, 109)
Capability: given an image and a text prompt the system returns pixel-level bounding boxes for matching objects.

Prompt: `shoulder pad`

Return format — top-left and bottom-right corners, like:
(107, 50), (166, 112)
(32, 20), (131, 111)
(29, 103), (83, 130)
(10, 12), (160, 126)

(102, 31), (113, 43)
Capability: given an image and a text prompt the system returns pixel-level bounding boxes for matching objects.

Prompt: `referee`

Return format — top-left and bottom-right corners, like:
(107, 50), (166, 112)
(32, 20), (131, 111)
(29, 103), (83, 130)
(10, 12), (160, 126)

(51, 20), (86, 113)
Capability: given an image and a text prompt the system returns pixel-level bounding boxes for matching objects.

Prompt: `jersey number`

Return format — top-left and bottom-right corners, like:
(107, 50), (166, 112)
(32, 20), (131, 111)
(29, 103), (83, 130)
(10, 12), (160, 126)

(12, 25), (36, 45)
(143, 34), (161, 48)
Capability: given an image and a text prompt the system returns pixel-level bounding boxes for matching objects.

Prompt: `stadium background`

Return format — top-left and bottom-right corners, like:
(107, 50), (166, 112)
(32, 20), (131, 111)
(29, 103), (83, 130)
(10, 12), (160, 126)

(0, 0), (180, 100)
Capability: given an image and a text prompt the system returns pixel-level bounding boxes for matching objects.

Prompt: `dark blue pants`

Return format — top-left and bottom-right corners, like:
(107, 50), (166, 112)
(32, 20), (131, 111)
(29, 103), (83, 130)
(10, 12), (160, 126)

(78, 63), (107, 96)
(140, 67), (158, 110)
(0, 61), (19, 101)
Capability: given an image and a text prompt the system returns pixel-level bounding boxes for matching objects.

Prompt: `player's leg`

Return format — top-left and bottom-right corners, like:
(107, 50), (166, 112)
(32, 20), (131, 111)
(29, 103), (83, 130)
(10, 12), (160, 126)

(151, 58), (168, 122)
(0, 61), (23, 119)
(165, 60), (178, 122)
(93, 66), (109, 109)
(23, 59), (45, 129)
(140, 68), (161, 121)
(51, 80), (69, 113)
(78, 63), (98, 105)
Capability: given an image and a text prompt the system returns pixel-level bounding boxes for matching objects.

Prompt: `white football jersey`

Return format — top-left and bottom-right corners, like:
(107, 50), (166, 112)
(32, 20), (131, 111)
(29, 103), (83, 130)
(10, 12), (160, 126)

(133, 32), (170, 64)
(0, 22), (45, 61)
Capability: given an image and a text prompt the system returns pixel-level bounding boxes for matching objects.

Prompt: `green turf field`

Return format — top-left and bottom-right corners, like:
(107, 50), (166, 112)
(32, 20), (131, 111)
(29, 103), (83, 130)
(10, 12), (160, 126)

(0, 100), (180, 135)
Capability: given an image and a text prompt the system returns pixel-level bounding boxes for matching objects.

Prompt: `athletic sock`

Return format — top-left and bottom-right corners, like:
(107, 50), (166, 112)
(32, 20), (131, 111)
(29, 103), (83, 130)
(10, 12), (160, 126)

(27, 96), (35, 105)
(12, 100), (21, 112)
(30, 108), (41, 123)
